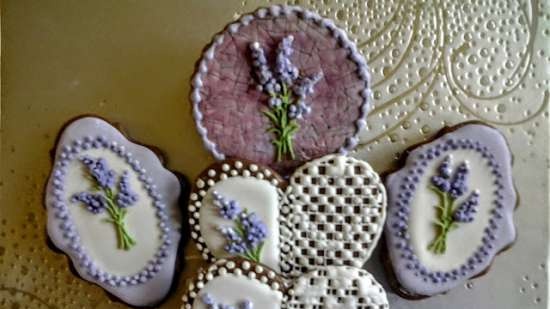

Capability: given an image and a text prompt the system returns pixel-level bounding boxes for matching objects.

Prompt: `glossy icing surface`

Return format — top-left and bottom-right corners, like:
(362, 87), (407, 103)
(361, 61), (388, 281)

(385, 124), (516, 296)
(191, 5), (372, 174)
(191, 274), (282, 309)
(285, 155), (386, 274)
(288, 266), (389, 309)
(409, 150), (497, 271)
(64, 149), (160, 275)
(199, 177), (281, 271)
(45, 117), (183, 306)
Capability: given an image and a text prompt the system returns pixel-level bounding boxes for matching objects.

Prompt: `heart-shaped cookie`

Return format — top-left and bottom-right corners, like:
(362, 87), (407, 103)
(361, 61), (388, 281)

(188, 154), (386, 276)
(181, 259), (389, 309)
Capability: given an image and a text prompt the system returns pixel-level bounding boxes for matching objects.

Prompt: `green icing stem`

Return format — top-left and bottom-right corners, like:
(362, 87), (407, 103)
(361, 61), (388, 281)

(428, 186), (459, 254)
(102, 188), (136, 251)
(233, 210), (264, 263)
(264, 83), (300, 161)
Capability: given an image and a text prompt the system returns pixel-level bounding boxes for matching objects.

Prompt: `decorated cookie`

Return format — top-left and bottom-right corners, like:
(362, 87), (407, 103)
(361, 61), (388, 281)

(188, 154), (386, 276)
(181, 260), (388, 309)
(191, 5), (372, 174)
(45, 117), (185, 306)
(384, 123), (517, 298)
(181, 258), (286, 309)
(286, 266), (389, 309)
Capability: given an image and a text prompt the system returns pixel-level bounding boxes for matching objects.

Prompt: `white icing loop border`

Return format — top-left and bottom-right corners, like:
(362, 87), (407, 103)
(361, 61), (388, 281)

(190, 4), (373, 162)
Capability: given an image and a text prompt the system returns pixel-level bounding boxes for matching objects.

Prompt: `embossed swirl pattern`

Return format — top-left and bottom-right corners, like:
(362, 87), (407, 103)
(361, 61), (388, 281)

(240, 0), (549, 170)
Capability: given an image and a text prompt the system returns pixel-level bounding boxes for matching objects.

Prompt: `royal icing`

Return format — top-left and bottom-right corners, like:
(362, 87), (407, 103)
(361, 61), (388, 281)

(46, 117), (183, 306)
(182, 259), (284, 309)
(189, 160), (284, 272)
(199, 177), (281, 270)
(385, 123), (516, 296)
(287, 266), (389, 309)
(284, 155), (387, 275)
(191, 5), (372, 173)
(190, 154), (387, 278)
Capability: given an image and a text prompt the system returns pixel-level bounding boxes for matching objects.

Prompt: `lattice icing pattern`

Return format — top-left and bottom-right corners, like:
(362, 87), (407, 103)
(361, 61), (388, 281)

(285, 266), (389, 309)
(188, 154), (386, 276)
(284, 155), (386, 275)
(181, 259), (388, 309)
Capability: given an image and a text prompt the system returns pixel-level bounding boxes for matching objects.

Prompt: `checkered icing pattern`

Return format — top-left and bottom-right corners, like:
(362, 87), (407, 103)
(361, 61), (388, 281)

(285, 266), (389, 309)
(284, 155), (386, 276)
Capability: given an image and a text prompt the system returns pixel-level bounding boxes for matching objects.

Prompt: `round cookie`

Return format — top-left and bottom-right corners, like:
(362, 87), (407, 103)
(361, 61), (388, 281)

(191, 5), (372, 175)
(384, 122), (517, 297)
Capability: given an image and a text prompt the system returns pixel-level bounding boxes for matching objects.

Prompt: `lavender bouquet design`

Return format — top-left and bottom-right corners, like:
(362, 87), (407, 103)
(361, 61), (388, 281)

(249, 35), (323, 161)
(212, 191), (267, 263)
(428, 155), (480, 254)
(202, 293), (253, 309)
(72, 156), (139, 250)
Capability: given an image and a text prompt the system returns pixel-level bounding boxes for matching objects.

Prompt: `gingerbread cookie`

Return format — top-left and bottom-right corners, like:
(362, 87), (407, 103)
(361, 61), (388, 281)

(188, 154), (386, 276)
(191, 5), (372, 174)
(384, 123), (517, 297)
(181, 258), (285, 309)
(181, 260), (389, 309)
(286, 266), (389, 309)
(45, 117), (185, 306)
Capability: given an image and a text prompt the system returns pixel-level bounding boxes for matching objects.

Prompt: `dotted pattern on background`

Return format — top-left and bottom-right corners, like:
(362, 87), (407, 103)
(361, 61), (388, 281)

(1, 0), (549, 308)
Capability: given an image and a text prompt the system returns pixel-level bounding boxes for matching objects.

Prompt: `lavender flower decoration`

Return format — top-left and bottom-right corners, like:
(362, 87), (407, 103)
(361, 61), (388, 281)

(116, 171), (139, 208)
(81, 156), (116, 189)
(213, 191), (241, 220)
(72, 156), (139, 250)
(201, 293), (253, 309)
(71, 192), (107, 214)
(212, 191), (267, 262)
(428, 155), (480, 254)
(249, 35), (323, 161)
(453, 191), (480, 223)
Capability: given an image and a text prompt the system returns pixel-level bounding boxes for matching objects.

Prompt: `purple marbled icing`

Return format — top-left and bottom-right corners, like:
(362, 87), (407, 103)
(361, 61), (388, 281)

(192, 5), (371, 175)
(385, 124), (516, 297)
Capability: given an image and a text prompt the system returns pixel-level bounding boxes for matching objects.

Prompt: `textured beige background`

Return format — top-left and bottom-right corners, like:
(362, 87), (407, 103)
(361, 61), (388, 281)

(1, 0), (548, 308)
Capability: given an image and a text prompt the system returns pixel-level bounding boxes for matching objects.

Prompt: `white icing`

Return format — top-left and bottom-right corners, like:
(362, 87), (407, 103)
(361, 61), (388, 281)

(45, 117), (182, 306)
(286, 154), (386, 273)
(192, 274), (282, 309)
(409, 150), (496, 271)
(64, 148), (160, 275)
(289, 266), (388, 308)
(199, 177), (280, 271)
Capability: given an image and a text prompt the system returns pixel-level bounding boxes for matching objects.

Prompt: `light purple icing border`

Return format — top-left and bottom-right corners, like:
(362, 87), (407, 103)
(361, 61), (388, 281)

(45, 117), (182, 306)
(385, 124), (516, 296)
(190, 4), (373, 161)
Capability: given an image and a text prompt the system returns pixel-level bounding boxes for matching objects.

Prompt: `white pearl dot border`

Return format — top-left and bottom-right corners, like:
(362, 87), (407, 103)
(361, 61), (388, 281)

(180, 258), (287, 309)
